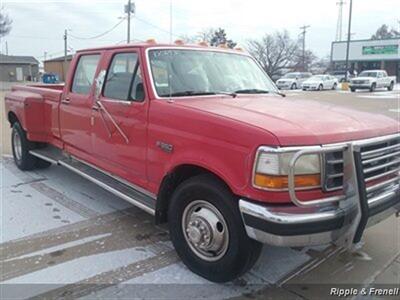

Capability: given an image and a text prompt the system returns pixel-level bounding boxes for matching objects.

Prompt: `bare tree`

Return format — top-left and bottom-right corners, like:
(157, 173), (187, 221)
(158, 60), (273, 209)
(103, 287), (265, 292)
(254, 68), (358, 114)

(180, 28), (236, 48)
(209, 28), (236, 48)
(180, 28), (215, 44)
(371, 24), (399, 39)
(247, 31), (299, 78)
(0, 10), (12, 38)
(292, 49), (317, 72)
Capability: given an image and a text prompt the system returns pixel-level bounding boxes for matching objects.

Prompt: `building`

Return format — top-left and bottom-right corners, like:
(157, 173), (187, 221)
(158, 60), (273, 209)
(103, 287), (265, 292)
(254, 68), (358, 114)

(43, 54), (74, 82)
(0, 54), (39, 82)
(331, 38), (400, 81)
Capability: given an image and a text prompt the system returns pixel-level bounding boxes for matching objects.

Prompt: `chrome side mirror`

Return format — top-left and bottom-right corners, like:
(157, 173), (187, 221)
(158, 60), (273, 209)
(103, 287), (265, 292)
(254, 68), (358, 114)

(95, 70), (106, 100)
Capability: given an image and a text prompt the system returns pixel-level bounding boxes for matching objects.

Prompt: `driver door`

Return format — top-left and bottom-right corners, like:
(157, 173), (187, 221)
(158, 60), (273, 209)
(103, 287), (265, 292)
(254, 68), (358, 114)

(91, 50), (148, 187)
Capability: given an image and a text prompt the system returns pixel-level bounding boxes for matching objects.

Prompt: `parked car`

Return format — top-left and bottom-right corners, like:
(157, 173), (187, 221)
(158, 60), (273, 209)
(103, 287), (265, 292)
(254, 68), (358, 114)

(330, 70), (353, 82)
(5, 43), (400, 283)
(42, 73), (59, 84)
(349, 70), (396, 92)
(276, 72), (312, 90)
(302, 75), (338, 91)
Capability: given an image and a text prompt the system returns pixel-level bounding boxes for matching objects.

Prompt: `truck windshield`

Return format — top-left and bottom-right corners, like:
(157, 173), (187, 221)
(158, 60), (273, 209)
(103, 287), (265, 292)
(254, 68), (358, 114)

(282, 73), (298, 79)
(148, 49), (277, 97)
(359, 71), (378, 77)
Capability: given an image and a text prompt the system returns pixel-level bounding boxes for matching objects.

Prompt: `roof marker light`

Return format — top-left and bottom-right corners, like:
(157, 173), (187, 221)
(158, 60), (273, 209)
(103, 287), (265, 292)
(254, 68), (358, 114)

(174, 39), (184, 45)
(146, 38), (157, 44)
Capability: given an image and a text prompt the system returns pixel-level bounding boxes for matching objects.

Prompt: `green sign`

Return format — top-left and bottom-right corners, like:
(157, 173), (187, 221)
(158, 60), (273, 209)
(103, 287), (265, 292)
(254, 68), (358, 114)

(362, 44), (398, 55)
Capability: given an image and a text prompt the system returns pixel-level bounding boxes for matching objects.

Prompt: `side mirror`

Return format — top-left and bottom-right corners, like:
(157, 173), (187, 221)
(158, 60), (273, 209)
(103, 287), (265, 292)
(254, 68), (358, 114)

(94, 70), (106, 100)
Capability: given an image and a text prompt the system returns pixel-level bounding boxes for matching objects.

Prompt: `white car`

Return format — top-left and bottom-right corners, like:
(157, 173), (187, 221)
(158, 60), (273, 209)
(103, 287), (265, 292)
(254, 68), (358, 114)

(301, 75), (339, 91)
(349, 70), (396, 92)
(276, 72), (312, 90)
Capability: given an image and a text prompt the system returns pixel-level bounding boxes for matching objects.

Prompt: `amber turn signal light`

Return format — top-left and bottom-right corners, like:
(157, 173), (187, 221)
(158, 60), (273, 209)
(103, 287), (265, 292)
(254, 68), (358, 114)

(254, 173), (320, 189)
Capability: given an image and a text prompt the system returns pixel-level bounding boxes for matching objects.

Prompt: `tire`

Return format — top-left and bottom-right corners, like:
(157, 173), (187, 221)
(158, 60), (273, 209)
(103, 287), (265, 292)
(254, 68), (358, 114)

(369, 83), (376, 92)
(12, 122), (37, 170)
(350, 88), (356, 92)
(318, 84), (323, 91)
(388, 81), (394, 91)
(11, 122), (51, 170)
(36, 159), (52, 169)
(332, 83), (337, 90)
(291, 83), (297, 90)
(168, 174), (262, 282)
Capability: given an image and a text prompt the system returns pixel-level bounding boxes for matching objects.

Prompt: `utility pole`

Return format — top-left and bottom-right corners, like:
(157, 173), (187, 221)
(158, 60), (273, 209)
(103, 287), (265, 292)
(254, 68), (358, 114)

(344, 0), (353, 82)
(336, 0), (345, 41)
(125, 0), (135, 43)
(300, 25), (310, 71)
(169, 0), (173, 43)
(64, 29), (68, 81)
(5, 41), (8, 55)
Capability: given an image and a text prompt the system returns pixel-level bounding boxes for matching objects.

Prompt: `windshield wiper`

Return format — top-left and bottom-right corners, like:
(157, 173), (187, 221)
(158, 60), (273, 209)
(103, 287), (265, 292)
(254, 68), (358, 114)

(234, 88), (286, 97)
(160, 91), (237, 98)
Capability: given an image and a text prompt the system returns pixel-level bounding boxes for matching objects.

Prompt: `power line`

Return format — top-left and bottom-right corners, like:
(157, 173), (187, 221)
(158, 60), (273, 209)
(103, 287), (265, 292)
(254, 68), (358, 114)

(134, 16), (181, 38)
(69, 17), (126, 40)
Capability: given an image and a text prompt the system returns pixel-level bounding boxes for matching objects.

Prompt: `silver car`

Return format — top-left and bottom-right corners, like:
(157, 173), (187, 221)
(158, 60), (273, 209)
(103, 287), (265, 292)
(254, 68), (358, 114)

(276, 72), (312, 90)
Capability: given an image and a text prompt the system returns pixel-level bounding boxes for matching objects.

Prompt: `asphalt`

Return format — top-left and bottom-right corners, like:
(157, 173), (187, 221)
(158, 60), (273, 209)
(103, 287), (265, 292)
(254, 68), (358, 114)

(0, 85), (399, 299)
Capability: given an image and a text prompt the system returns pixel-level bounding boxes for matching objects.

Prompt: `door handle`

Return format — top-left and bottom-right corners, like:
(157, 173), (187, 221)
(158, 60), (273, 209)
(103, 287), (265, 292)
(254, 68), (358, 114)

(61, 97), (70, 105)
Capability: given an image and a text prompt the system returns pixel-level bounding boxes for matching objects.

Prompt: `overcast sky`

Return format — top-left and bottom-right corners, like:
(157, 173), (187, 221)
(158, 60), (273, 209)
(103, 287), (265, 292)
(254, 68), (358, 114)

(1, 0), (399, 62)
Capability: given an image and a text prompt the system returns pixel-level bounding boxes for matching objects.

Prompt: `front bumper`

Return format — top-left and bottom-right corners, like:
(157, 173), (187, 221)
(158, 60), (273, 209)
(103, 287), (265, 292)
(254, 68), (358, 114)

(239, 135), (400, 248)
(276, 83), (293, 89)
(239, 184), (399, 247)
(302, 85), (319, 91)
(349, 83), (371, 89)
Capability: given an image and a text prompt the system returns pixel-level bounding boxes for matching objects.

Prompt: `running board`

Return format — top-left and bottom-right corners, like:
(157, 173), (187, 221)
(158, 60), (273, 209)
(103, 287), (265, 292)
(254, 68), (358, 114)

(30, 147), (156, 215)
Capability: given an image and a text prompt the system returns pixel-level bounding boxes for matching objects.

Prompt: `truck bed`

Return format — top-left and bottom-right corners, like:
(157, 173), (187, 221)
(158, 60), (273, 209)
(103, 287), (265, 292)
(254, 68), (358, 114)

(5, 84), (64, 146)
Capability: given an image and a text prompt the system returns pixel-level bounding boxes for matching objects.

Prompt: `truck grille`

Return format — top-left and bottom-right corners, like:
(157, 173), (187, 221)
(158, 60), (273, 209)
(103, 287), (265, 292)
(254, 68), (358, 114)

(324, 151), (344, 191)
(360, 136), (400, 201)
(323, 135), (400, 196)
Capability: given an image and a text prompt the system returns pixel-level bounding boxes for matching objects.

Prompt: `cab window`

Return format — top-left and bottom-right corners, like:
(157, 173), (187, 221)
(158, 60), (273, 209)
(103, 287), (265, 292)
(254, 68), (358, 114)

(103, 52), (145, 101)
(71, 54), (100, 94)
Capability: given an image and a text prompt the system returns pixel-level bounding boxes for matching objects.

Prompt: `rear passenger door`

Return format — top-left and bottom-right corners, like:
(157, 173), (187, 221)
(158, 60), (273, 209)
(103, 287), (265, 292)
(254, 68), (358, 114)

(91, 50), (148, 187)
(60, 53), (101, 156)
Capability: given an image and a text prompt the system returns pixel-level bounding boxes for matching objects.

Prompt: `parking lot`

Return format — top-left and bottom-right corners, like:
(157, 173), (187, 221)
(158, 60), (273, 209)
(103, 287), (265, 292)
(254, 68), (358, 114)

(1, 86), (399, 299)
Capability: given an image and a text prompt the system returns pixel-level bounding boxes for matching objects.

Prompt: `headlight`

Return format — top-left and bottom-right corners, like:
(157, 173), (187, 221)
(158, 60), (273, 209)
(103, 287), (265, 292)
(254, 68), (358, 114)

(253, 147), (321, 190)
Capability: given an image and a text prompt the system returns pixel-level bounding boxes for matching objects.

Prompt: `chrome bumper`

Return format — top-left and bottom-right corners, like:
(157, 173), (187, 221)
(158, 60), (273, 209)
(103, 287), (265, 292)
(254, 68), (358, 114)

(239, 184), (399, 247)
(240, 134), (400, 248)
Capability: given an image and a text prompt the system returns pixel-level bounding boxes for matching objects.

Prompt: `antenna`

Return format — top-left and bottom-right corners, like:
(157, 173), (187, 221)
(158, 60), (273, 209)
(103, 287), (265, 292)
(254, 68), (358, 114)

(336, 1), (346, 41)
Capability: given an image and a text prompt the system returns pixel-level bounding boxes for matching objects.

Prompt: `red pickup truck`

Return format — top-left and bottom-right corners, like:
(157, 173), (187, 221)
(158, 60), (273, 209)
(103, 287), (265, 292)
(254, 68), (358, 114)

(5, 42), (400, 282)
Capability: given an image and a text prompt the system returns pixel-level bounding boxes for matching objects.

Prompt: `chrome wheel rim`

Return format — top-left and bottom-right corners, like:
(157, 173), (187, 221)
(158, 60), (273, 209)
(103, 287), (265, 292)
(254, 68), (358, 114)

(13, 130), (22, 161)
(182, 200), (229, 261)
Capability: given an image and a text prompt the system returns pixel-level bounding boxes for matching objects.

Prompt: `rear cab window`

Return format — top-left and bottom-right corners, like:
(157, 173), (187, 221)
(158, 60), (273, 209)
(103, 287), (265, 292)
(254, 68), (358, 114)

(71, 54), (101, 94)
(103, 52), (145, 102)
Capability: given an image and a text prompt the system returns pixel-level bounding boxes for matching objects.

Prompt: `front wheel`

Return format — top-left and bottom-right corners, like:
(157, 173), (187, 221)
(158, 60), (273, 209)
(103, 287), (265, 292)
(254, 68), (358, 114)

(168, 174), (262, 282)
(370, 83), (376, 92)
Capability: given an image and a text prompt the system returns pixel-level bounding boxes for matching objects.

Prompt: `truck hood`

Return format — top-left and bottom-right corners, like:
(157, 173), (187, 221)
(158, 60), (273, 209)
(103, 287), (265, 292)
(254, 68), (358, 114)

(351, 77), (373, 81)
(174, 95), (399, 146)
(303, 80), (322, 85)
(277, 78), (295, 83)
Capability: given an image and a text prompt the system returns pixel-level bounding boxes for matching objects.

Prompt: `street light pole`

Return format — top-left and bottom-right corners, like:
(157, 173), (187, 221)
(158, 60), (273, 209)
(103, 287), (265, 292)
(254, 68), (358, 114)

(127, 0), (131, 43)
(64, 29), (68, 81)
(344, 0), (353, 82)
(300, 25), (310, 71)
